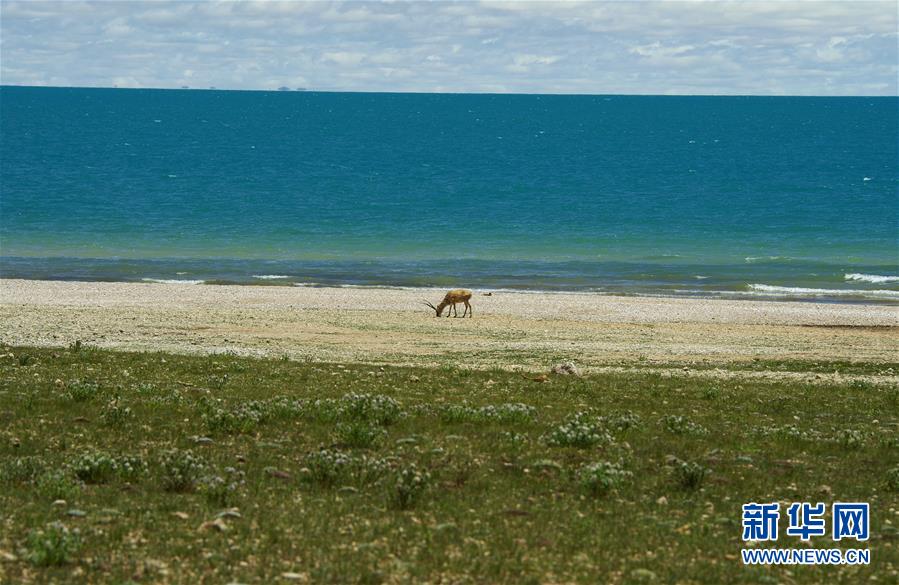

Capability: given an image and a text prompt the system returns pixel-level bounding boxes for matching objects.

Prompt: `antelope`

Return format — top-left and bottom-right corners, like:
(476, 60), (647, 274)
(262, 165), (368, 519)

(424, 289), (473, 318)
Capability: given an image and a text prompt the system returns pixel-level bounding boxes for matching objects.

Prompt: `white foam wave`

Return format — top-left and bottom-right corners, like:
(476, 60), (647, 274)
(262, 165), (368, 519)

(292, 282), (427, 291)
(844, 273), (899, 284)
(744, 256), (791, 263)
(141, 278), (205, 285)
(253, 274), (291, 280)
(748, 284), (899, 298)
(285, 283), (599, 295)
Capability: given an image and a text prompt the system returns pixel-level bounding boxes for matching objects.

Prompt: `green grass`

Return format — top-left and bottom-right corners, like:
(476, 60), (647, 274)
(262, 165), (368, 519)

(663, 359), (899, 377)
(0, 345), (896, 583)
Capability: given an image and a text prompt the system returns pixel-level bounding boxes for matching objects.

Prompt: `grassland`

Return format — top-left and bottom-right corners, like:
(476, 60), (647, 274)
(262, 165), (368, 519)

(1, 344), (897, 584)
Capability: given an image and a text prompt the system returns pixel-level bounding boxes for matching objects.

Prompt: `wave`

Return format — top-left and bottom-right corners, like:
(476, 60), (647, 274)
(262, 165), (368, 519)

(252, 274), (291, 280)
(744, 256), (794, 264)
(286, 282), (609, 295)
(141, 278), (205, 285)
(292, 282), (441, 291)
(748, 284), (899, 299)
(844, 273), (899, 284)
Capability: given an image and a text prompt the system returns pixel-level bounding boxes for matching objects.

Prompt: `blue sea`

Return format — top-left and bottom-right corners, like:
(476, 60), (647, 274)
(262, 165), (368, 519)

(1, 86), (897, 303)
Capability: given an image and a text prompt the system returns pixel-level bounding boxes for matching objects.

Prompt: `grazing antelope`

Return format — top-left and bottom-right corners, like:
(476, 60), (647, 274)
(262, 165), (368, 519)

(424, 289), (473, 318)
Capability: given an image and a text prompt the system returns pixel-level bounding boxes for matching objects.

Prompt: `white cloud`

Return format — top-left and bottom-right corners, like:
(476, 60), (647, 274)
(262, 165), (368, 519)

(103, 17), (133, 37)
(630, 42), (696, 58)
(321, 51), (367, 66)
(507, 53), (561, 72)
(0, 0), (895, 95)
(816, 36), (849, 62)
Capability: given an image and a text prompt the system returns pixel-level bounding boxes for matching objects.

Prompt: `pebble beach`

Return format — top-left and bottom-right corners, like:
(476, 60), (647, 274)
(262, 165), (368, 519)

(2, 279), (896, 383)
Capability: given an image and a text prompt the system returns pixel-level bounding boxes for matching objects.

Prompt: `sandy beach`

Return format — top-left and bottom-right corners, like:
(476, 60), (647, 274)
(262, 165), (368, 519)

(2, 278), (896, 384)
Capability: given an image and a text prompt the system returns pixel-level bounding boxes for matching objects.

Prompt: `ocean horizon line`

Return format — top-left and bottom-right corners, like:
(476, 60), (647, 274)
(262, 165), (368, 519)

(2, 84), (897, 99)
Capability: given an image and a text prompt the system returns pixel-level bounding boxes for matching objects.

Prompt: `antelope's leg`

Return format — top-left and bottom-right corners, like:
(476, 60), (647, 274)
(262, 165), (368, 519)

(465, 300), (472, 317)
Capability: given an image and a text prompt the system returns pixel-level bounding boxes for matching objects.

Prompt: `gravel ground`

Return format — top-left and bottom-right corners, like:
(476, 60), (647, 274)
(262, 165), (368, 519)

(2, 279), (897, 382)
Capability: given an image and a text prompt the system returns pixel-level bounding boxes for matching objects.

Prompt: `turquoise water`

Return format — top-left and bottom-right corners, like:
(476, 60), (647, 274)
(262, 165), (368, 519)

(1, 86), (897, 301)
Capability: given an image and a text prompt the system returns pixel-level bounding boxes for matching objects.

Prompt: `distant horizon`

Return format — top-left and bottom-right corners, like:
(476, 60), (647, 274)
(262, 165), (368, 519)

(2, 84), (897, 99)
(2, 1), (895, 97)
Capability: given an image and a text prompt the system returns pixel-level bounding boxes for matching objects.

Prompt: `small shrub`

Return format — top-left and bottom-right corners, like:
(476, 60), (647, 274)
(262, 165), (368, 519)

(302, 398), (342, 422)
(760, 423), (824, 442)
(301, 449), (352, 487)
(886, 466), (899, 492)
(545, 412), (614, 448)
(198, 469), (244, 507)
(600, 411), (642, 432)
(702, 386), (721, 400)
(35, 471), (80, 501)
(483, 403), (537, 423)
(116, 455), (148, 483)
(673, 460), (709, 490)
(160, 449), (207, 492)
(880, 432), (899, 449)
(26, 522), (80, 566)
(202, 400), (268, 434)
(147, 389), (185, 406)
(207, 374), (229, 390)
(438, 405), (476, 423)
(67, 341), (98, 359)
(834, 429), (866, 449)
(66, 380), (101, 402)
(335, 421), (387, 448)
(500, 431), (530, 446)
(353, 455), (391, 487)
(339, 393), (403, 425)
(100, 398), (132, 427)
(266, 396), (306, 419)
(848, 379), (874, 391)
(661, 415), (709, 436)
(0, 456), (46, 483)
(17, 353), (33, 366)
(389, 463), (430, 509)
(71, 452), (119, 484)
(438, 403), (536, 424)
(299, 450), (389, 488)
(22, 389), (39, 411)
(134, 382), (158, 395)
(578, 461), (632, 497)
(884, 386), (898, 406)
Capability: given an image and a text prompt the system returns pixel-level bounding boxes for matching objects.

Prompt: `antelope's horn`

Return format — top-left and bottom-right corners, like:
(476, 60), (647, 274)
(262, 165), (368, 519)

(422, 300), (438, 310)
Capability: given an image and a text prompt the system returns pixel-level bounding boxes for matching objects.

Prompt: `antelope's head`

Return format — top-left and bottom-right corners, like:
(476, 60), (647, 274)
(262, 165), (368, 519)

(423, 300), (442, 317)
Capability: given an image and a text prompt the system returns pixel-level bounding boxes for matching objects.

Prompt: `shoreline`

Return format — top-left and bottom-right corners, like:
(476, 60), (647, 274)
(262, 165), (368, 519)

(2, 278), (897, 383)
(2, 275), (898, 306)
(3, 255), (898, 305)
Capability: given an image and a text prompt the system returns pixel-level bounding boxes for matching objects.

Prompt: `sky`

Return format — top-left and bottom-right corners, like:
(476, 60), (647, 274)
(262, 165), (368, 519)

(1, 0), (896, 95)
